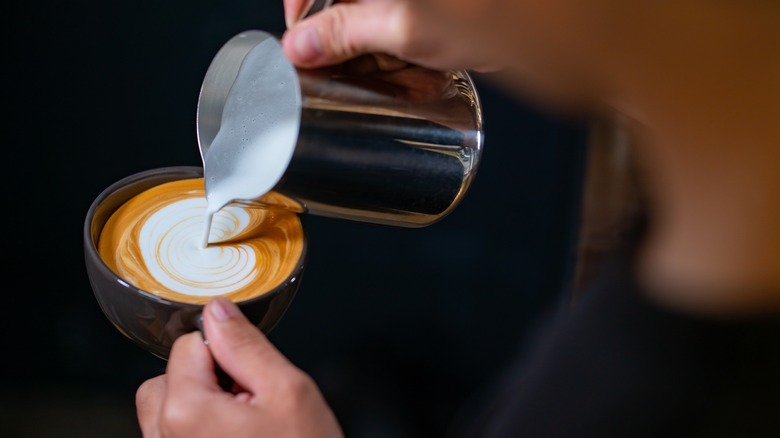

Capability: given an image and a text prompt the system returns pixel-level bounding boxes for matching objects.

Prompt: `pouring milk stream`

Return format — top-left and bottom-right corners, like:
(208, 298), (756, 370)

(200, 37), (301, 248)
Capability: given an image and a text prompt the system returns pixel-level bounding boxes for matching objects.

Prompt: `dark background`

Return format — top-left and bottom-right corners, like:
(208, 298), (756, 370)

(4, 1), (585, 436)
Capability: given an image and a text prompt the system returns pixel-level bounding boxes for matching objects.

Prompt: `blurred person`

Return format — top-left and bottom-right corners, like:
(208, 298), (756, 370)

(137, 1), (780, 436)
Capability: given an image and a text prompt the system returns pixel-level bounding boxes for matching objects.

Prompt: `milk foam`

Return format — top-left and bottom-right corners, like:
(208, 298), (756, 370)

(98, 179), (304, 304)
(140, 198), (258, 296)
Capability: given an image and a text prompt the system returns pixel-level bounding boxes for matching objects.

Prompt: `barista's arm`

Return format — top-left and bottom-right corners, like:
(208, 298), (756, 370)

(281, 0), (500, 72)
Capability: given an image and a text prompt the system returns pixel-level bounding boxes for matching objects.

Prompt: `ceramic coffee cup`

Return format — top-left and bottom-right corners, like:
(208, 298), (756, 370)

(84, 166), (306, 359)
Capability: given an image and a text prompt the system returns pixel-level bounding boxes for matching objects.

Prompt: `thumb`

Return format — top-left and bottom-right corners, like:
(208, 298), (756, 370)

(282, 1), (410, 68)
(166, 332), (218, 389)
(203, 298), (296, 395)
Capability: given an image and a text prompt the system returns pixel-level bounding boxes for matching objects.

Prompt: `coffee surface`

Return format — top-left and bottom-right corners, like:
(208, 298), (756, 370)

(98, 178), (303, 304)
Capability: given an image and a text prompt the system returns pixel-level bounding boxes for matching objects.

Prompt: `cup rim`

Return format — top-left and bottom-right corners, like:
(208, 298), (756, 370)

(84, 165), (308, 309)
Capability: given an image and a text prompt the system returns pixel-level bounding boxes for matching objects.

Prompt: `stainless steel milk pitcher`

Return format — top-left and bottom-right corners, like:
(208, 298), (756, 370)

(197, 30), (484, 227)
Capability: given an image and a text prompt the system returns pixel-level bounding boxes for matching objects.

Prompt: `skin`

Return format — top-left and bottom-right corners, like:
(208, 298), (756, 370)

(136, 298), (342, 438)
(138, 1), (780, 436)
(282, 0), (780, 313)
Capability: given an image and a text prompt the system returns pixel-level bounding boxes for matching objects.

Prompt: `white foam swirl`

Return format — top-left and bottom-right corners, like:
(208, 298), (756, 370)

(139, 198), (257, 296)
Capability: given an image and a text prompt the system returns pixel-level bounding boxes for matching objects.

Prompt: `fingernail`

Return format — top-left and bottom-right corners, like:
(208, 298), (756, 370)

(291, 26), (322, 62)
(209, 297), (241, 322)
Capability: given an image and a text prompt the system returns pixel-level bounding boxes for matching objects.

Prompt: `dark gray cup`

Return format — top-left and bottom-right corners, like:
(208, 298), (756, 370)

(84, 166), (306, 359)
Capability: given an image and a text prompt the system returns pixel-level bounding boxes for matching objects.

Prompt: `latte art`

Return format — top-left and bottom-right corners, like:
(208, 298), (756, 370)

(98, 179), (303, 304)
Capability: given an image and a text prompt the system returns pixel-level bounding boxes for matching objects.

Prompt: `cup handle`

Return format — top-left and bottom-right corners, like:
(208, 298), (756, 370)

(302, 0), (333, 20)
(194, 313), (235, 392)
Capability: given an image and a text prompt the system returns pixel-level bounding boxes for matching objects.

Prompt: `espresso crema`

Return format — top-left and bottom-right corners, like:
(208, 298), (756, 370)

(98, 178), (303, 304)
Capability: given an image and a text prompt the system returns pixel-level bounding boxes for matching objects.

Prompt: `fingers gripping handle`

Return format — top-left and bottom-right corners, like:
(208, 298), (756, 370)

(194, 313), (235, 392)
